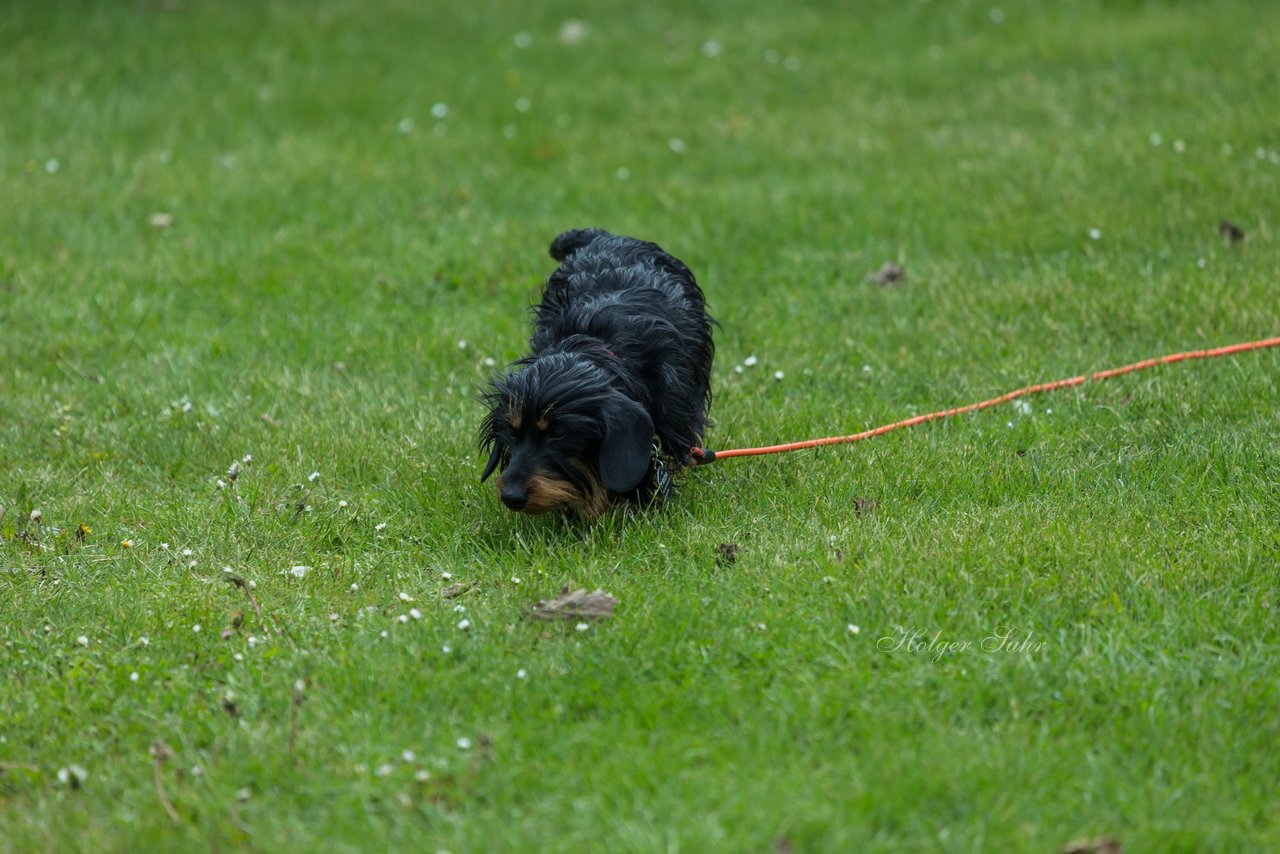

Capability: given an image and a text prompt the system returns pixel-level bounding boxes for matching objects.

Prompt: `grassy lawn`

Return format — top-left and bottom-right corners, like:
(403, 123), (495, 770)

(3, 0), (1279, 850)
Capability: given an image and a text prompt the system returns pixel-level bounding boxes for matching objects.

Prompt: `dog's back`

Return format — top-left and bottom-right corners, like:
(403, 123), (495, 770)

(534, 229), (714, 460)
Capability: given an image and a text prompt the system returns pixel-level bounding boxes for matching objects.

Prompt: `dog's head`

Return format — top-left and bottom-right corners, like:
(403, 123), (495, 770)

(480, 353), (654, 518)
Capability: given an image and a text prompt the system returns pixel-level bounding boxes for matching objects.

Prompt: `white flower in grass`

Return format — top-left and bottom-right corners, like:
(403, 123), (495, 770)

(375, 522), (387, 532)
(188, 560), (198, 569)
(45, 158), (60, 174)
(616, 168), (630, 181)
(1011, 399), (1032, 416)
(1087, 228), (1101, 240)
(375, 763), (394, 777)
(192, 624), (201, 633)
(510, 576), (521, 584)
(410, 608), (422, 620)
(350, 583), (359, 592)
(130, 671), (140, 681)
(398, 117), (415, 134)
(575, 622), (590, 632)
(517, 668), (527, 680)
(515, 96), (532, 113)
(668, 137), (687, 153)
(338, 500), (348, 508)
(139, 636), (150, 646)
(559, 19), (588, 45)
(288, 566), (311, 578)
(216, 479), (227, 490)
(1149, 132), (1163, 146)
(431, 103), (448, 119)
(457, 619), (471, 630)
(77, 635), (89, 647)
(242, 454), (253, 464)
(160, 543), (170, 551)
(401, 749), (416, 762)
(441, 571), (452, 580)
(774, 371), (784, 381)
(1172, 139), (1186, 153)
(398, 615), (409, 624)
(380, 630), (389, 639)
(457, 339), (468, 350)
(415, 768), (432, 782)
(442, 644), (452, 654)
(329, 613), (339, 622)
(513, 32), (532, 48)
(743, 355), (758, 367)
(701, 40), (721, 57)
(848, 624), (861, 636)
(247, 636), (258, 647)
(453, 604), (465, 613)
(182, 548), (193, 557)
(308, 471), (320, 482)
(57, 765), (88, 787)
(399, 592), (413, 602)
(456, 737), (472, 750)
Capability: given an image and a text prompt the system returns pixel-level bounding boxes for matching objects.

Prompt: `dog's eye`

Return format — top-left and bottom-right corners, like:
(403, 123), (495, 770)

(547, 424), (567, 439)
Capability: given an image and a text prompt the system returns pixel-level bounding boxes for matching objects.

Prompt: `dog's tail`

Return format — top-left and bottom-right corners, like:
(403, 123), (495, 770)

(549, 228), (608, 262)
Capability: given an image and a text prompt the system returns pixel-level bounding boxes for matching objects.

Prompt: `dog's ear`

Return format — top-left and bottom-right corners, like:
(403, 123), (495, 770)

(598, 397), (654, 494)
(481, 443), (503, 482)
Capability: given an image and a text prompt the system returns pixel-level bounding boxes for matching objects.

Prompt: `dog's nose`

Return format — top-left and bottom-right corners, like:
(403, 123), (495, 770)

(500, 481), (529, 510)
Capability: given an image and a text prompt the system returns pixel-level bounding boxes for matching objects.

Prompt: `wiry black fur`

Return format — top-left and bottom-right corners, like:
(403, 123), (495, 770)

(480, 228), (715, 517)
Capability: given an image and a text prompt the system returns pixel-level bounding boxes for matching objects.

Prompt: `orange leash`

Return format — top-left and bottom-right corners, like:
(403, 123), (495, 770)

(690, 336), (1280, 464)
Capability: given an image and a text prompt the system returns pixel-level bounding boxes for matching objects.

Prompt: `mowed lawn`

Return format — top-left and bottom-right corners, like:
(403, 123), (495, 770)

(3, 0), (1279, 850)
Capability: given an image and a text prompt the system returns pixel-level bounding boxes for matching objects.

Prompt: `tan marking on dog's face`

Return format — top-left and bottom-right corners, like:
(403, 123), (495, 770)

(569, 460), (609, 520)
(506, 397), (523, 431)
(523, 473), (582, 515)
(494, 464), (609, 519)
(536, 405), (555, 434)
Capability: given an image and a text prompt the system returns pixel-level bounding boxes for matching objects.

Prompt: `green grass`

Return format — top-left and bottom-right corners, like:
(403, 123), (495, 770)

(3, 0), (1279, 850)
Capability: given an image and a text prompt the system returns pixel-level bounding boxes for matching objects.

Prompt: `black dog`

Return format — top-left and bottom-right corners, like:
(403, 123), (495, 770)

(480, 229), (715, 518)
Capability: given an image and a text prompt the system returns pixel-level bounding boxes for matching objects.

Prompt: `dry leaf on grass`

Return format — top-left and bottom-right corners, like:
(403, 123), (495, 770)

(529, 586), (618, 622)
(443, 579), (478, 599)
(1061, 836), (1122, 854)
(1219, 220), (1245, 243)
(865, 262), (905, 285)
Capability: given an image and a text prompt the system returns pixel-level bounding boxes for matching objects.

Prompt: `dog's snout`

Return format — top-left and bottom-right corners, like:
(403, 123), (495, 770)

(499, 480), (529, 510)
